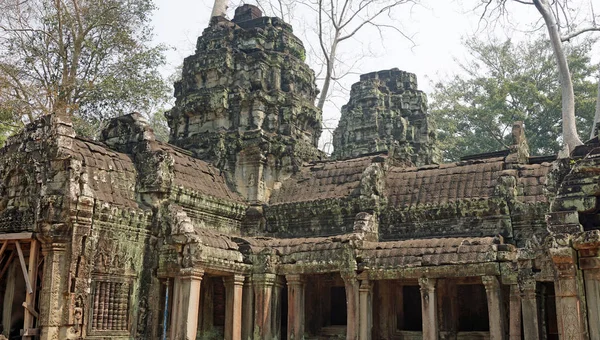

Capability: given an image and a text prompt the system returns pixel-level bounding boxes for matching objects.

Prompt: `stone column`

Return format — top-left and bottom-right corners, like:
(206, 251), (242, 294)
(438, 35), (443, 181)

(520, 278), (540, 340)
(342, 273), (360, 340)
(241, 276), (254, 340)
(253, 273), (277, 339)
(508, 285), (521, 340)
(583, 269), (600, 340)
(224, 275), (245, 340)
(170, 268), (204, 340)
(482, 276), (507, 340)
(39, 243), (68, 340)
(286, 275), (305, 340)
(359, 279), (373, 340)
(419, 277), (438, 340)
(552, 248), (586, 340)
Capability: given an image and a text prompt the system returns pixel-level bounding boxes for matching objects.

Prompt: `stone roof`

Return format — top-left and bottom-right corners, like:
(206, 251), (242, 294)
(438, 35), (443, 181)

(70, 138), (139, 208)
(150, 141), (243, 203)
(236, 234), (511, 270)
(270, 154), (551, 207)
(386, 158), (552, 208)
(269, 155), (377, 204)
(361, 236), (511, 267)
(386, 157), (505, 207)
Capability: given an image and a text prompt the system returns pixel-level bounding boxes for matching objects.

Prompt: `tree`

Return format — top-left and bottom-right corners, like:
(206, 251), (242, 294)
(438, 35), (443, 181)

(473, 0), (600, 152)
(431, 36), (598, 161)
(0, 0), (169, 137)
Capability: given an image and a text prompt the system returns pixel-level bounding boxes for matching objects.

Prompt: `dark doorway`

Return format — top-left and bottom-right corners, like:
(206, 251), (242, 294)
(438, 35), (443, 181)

(281, 286), (288, 340)
(457, 284), (489, 332)
(540, 282), (558, 340)
(401, 285), (422, 331)
(213, 278), (226, 328)
(330, 287), (347, 325)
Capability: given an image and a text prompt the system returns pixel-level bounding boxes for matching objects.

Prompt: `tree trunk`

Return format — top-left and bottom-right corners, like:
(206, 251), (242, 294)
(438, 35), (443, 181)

(592, 71), (600, 139)
(317, 39), (339, 110)
(533, 0), (583, 152)
(210, 0), (228, 19)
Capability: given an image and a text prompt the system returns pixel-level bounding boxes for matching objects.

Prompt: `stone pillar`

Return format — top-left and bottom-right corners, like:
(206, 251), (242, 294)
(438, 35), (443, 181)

(170, 268), (204, 340)
(342, 273), (360, 340)
(552, 249), (586, 340)
(253, 273), (277, 339)
(359, 279), (373, 340)
(482, 276), (507, 340)
(520, 279), (540, 340)
(419, 277), (438, 340)
(286, 275), (305, 340)
(508, 285), (521, 340)
(224, 275), (245, 340)
(583, 269), (600, 340)
(39, 243), (68, 340)
(241, 276), (254, 340)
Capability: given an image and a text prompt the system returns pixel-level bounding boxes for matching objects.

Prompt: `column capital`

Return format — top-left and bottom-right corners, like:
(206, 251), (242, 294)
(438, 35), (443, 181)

(285, 274), (304, 285)
(482, 275), (500, 292)
(224, 274), (246, 286)
(340, 270), (357, 283)
(41, 242), (67, 255)
(253, 273), (277, 286)
(419, 277), (436, 292)
(359, 279), (372, 292)
(178, 267), (204, 280)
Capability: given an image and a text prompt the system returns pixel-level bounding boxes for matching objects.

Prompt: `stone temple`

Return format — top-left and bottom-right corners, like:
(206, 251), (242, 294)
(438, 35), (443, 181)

(1, 4), (600, 340)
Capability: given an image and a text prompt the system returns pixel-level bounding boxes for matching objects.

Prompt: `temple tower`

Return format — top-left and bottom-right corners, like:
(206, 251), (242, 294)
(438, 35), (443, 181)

(167, 5), (323, 203)
(332, 68), (439, 165)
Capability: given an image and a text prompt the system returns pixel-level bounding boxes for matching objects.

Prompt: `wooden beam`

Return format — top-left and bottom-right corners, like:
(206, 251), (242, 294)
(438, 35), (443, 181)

(21, 302), (39, 319)
(15, 241), (33, 294)
(22, 239), (39, 339)
(0, 252), (15, 281)
(0, 241), (9, 260)
(0, 233), (33, 240)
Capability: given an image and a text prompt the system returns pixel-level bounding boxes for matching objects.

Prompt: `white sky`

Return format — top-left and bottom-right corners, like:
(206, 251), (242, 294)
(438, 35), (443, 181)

(150, 0), (600, 149)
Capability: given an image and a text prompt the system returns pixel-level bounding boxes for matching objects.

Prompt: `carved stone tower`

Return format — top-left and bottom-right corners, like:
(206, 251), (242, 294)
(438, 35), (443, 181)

(332, 68), (439, 165)
(167, 5), (323, 203)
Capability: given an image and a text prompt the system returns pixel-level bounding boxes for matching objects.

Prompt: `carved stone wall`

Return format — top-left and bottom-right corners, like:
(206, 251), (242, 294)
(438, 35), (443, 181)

(332, 69), (439, 166)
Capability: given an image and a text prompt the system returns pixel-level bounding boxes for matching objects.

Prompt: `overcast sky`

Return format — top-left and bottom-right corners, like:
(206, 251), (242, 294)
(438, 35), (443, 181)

(150, 0), (600, 149)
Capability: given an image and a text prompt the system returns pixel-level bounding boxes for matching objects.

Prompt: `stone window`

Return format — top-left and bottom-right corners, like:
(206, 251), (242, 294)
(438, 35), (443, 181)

(90, 280), (131, 332)
(457, 284), (489, 332)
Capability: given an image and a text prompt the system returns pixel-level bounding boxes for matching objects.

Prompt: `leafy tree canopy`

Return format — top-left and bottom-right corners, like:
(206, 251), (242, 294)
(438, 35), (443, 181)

(430, 36), (598, 161)
(0, 0), (169, 138)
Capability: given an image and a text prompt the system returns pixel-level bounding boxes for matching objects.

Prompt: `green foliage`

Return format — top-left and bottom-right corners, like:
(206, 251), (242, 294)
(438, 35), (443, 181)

(430, 36), (598, 161)
(0, 0), (169, 139)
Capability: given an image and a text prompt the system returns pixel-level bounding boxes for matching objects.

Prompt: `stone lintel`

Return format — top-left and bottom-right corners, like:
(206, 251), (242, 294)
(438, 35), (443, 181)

(366, 262), (501, 280)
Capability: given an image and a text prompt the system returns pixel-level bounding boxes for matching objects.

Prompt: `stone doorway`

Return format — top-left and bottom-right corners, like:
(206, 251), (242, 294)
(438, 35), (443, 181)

(198, 275), (226, 339)
(304, 273), (347, 338)
(540, 282), (558, 340)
